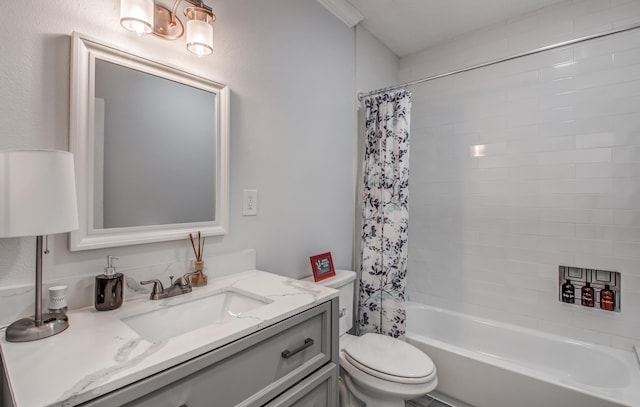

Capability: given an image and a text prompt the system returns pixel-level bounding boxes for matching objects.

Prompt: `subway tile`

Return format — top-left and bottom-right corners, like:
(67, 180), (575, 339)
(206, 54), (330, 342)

(572, 310), (640, 339)
(537, 148), (611, 165)
(599, 192), (640, 209)
(611, 0), (636, 7)
(508, 135), (575, 154)
(612, 6), (640, 28)
(575, 162), (613, 178)
(543, 222), (577, 238)
(507, 247), (575, 265)
(507, 207), (543, 221)
(576, 162), (640, 178)
(613, 146), (640, 162)
(574, 64), (640, 89)
(470, 167), (510, 181)
(577, 223), (640, 242)
(574, 29), (640, 60)
(577, 96), (640, 121)
(576, 79), (640, 105)
(540, 53), (615, 83)
(575, 1), (640, 33)
(540, 208), (614, 224)
(511, 194), (576, 208)
(477, 232), (539, 250)
(572, 194), (603, 209)
(615, 209), (640, 226)
(507, 164), (575, 180)
(573, 254), (640, 273)
(575, 132), (615, 149)
(621, 274), (640, 292)
(614, 46), (640, 67)
(574, 224), (640, 241)
(610, 334), (640, 352)
(614, 178), (640, 194)
(614, 241), (640, 259)
(537, 236), (614, 255)
(537, 320), (613, 347)
(478, 153), (536, 168)
(508, 29), (541, 55)
(539, 178), (612, 194)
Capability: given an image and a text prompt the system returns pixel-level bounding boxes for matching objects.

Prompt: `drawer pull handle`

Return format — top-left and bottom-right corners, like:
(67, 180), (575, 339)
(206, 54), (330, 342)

(281, 338), (314, 359)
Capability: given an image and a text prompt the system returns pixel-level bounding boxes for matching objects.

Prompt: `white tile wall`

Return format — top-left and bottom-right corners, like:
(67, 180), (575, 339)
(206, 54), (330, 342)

(402, 0), (640, 350)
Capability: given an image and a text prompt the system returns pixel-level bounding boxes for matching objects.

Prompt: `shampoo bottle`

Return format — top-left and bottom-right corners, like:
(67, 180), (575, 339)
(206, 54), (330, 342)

(581, 282), (594, 307)
(561, 279), (575, 303)
(95, 255), (124, 311)
(600, 284), (615, 311)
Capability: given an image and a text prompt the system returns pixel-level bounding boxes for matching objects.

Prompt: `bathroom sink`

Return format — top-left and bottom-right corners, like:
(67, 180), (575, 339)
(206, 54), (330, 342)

(121, 289), (272, 342)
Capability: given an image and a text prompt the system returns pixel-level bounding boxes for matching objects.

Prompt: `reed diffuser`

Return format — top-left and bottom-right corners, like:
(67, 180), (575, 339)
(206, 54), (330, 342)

(189, 231), (207, 287)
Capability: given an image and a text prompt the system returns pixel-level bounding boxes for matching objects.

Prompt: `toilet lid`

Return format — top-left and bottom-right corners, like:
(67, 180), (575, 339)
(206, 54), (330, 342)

(343, 333), (435, 382)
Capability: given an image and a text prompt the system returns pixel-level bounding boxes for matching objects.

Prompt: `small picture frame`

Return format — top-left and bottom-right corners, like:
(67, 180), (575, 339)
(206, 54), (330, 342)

(310, 252), (336, 282)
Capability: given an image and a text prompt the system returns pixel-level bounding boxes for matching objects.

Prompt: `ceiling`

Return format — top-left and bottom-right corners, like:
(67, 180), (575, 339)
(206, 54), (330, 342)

(343, 0), (567, 57)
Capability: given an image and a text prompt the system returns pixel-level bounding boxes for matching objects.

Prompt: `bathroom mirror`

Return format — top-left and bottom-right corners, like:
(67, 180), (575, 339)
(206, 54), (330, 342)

(69, 33), (229, 251)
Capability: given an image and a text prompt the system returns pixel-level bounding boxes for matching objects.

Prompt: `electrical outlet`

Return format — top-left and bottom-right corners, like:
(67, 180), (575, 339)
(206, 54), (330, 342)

(243, 189), (258, 216)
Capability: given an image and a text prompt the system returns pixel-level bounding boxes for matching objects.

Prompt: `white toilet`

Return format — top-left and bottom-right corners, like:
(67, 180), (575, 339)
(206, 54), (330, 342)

(304, 270), (437, 407)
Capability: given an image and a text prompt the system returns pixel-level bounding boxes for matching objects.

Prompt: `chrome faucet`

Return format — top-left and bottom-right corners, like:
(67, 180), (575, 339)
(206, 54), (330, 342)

(140, 272), (200, 300)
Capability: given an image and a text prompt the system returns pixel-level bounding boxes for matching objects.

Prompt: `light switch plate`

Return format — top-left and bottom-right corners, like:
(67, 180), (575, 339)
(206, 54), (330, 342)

(243, 189), (257, 216)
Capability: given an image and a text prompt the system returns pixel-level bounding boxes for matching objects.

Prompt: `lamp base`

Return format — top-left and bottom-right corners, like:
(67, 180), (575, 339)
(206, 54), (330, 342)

(5, 313), (69, 342)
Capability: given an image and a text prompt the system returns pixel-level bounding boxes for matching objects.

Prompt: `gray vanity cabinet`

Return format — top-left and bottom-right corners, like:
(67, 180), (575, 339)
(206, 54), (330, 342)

(83, 299), (339, 407)
(264, 364), (337, 407)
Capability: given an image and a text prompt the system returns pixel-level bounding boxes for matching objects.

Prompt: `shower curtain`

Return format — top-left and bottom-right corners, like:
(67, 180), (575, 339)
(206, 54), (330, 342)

(358, 89), (412, 339)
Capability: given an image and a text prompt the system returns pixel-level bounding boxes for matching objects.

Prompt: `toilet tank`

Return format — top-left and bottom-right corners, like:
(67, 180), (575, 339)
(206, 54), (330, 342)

(302, 269), (356, 336)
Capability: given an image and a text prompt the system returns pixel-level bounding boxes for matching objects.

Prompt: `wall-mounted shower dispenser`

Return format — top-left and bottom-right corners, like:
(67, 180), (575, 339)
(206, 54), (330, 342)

(558, 266), (620, 312)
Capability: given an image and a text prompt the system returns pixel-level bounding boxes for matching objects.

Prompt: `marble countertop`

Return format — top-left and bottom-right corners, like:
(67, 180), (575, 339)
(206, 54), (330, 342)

(0, 270), (337, 407)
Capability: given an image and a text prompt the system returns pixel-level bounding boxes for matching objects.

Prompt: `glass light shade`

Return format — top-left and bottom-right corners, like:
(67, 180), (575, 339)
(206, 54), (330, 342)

(120, 0), (154, 35)
(186, 19), (214, 57)
(0, 150), (79, 238)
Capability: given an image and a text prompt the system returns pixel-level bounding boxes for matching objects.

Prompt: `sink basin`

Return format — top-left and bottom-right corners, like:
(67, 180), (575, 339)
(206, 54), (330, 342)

(121, 289), (271, 342)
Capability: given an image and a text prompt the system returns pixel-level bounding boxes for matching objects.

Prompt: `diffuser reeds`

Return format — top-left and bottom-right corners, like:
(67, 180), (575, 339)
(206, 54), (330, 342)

(189, 231), (207, 286)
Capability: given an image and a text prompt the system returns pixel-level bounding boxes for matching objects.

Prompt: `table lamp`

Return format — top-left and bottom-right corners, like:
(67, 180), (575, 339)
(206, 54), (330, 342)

(0, 150), (79, 342)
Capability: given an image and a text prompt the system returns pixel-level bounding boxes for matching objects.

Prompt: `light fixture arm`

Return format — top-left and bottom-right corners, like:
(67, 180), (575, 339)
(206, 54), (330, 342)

(170, 0), (213, 24)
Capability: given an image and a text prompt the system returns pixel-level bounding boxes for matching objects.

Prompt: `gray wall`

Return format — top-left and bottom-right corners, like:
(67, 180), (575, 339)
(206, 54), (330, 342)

(0, 0), (362, 292)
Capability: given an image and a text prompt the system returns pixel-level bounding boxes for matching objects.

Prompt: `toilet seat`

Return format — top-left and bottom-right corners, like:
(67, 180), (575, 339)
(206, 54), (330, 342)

(339, 352), (438, 402)
(343, 333), (436, 384)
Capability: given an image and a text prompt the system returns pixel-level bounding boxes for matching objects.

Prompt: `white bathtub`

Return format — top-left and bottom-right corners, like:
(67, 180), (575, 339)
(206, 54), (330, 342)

(406, 303), (640, 407)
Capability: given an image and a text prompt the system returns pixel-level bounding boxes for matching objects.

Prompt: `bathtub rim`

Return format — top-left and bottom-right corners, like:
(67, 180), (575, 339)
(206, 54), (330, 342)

(405, 301), (640, 407)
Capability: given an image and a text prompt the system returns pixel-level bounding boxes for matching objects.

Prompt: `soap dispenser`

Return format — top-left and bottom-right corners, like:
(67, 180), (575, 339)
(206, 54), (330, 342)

(561, 279), (575, 303)
(95, 255), (124, 311)
(600, 284), (615, 311)
(581, 282), (595, 307)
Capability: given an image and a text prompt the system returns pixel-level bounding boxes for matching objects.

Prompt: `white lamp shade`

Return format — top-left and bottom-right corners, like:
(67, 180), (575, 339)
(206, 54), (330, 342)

(186, 19), (214, 56)
(0, 150), (79, 238)
(120, 0), (154, 35)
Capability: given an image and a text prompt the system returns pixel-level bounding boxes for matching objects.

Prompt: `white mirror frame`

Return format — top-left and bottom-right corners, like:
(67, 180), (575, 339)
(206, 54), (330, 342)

(69, 32), (229, 251)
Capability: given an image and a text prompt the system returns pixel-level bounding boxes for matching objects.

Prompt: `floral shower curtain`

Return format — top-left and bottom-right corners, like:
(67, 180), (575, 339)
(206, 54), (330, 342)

(358, 89), (411, 339)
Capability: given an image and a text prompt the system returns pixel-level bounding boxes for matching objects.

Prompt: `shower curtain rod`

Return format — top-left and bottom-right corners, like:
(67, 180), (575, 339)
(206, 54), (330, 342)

(358, 22), (640, 101)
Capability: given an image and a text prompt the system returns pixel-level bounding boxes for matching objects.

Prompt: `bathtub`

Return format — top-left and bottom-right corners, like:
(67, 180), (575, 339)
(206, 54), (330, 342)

(406, 303), (640, 407)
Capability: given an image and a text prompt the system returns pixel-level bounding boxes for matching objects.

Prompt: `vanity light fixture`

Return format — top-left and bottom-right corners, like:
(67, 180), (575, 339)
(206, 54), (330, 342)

(120, 0), (216, 57)
(0, 150), (79, 342)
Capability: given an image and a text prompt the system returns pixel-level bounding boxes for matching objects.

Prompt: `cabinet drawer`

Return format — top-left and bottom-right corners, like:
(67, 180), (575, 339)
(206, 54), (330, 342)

(86, 302), (332, 407)
(264, 363), (337, 407)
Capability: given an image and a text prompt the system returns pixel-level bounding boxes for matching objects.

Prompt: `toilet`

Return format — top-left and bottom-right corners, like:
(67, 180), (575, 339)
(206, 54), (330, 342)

(303, 270), (437, 407)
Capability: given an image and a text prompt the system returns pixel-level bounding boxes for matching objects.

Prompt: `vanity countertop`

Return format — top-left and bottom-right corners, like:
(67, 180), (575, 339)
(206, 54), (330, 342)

(0, 270), (337, 407)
